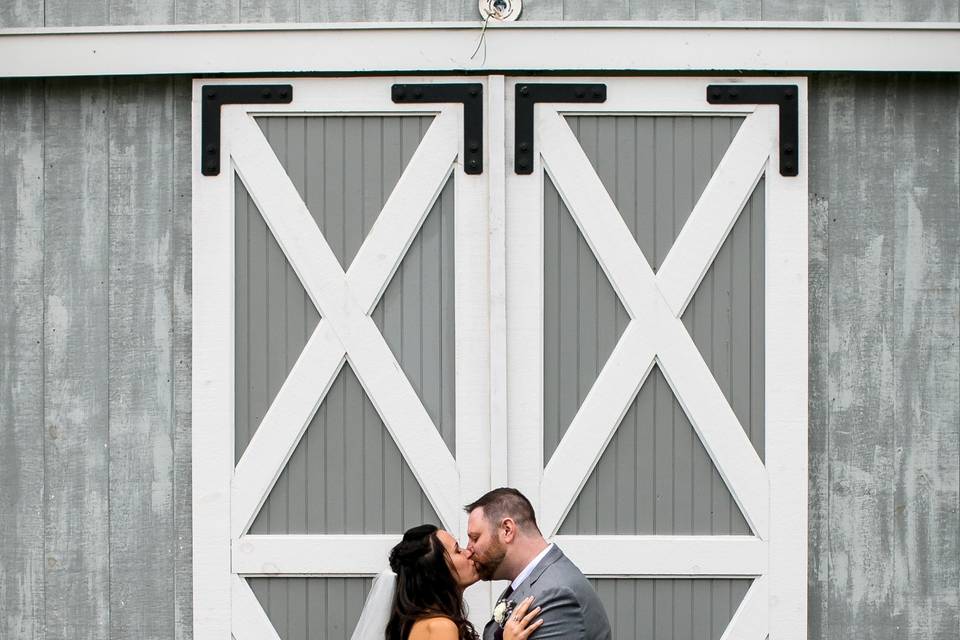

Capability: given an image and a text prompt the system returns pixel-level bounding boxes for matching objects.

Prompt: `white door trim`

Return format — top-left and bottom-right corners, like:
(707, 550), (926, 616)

(193, 76), (492, 639)
(504, 75), (807, 640)
(3, 21), (960, 77)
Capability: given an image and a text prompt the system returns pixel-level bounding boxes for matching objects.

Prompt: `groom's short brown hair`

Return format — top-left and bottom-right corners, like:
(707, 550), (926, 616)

(465, 487), (540, 533)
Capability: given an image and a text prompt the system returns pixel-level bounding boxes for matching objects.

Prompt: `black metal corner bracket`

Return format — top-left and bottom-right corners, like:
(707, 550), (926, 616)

(201, 84), (293, 176)
(514, 83), (607, 174)
(707, 84), (799, 177)
(392, 83), (484, 174)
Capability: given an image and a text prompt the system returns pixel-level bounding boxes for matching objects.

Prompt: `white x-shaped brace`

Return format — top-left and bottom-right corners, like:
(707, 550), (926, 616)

(227, 108), (463, 539)
(537, 107), (776, 540)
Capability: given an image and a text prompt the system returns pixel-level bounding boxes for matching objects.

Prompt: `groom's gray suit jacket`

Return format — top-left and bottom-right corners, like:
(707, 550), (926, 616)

(482, 545), (611, 640)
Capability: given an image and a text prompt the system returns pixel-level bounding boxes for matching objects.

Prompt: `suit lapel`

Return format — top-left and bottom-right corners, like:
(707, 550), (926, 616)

(510, 545), (563, 598)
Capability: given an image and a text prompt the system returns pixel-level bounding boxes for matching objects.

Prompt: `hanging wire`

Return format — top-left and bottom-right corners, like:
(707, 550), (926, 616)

(470, 10), (492, 63)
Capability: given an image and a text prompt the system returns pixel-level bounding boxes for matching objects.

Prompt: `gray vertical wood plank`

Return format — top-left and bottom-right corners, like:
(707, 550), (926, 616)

(234, 177), (251, 461)
(284, 117), (309, 536)
(175, 0), (239, 23)
(107, 0), (174, 24)
(301, 0), (365, 21)
(806, 77), (831, 639)
(824, 74), (898, 640)
(107, 76), (175, 640)
(748, 181), (765, 458)
(44, 0), (108, 25)
(43, 77), (110, 640)
(517, 0), (563, 19)
(889, 74), (960, 640)
(239, 0), (298, 22)
(627, 0), (695, 19)
(344, 362), (366, 533)
(672, 117), (695, 540)
(542, 175), (561, 461)
(761, 0), (959, 20)
(438, 180), (456, 450)
(0, 79), (45, 640)
(696, 0), (761, 19)
(0, 1), (43, 26)
(562, 0), (629, 20)
(264, 118), (291, 539)
(171, 75), (193, 640)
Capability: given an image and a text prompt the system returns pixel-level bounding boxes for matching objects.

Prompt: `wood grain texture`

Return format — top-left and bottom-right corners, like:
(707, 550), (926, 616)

(44, 0), (108, 26)
(107, 76), (176, 639)
(696, 0), (761, 20)
(175, 0), (238, 23)
(888, 74), (959, 640)
(42, 77), (110, 640)
(108, 0), (175, 25)
(808, 73), (960, 640)
(171, 76), (194, 640)
(239, 0), (298, 22)
(0, 79), (45, 640)
(627, 0), (695, 19)
(19, 0), (960, 25)
(761, 0), (959, 20)
(0, 0), (43, 27)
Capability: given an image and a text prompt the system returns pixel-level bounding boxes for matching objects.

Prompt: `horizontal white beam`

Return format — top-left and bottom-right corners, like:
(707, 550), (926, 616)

(555, 535), (768, 577)
(233, 535), (399, 576)
(2, 22), (958, 77)
(233, 534), (768, 578)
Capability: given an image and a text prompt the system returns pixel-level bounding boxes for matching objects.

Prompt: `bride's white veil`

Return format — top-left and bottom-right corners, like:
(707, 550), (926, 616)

(351, 568), (396, 640)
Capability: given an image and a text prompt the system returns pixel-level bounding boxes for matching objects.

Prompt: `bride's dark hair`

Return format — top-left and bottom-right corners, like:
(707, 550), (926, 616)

(386, 524), (478, 640)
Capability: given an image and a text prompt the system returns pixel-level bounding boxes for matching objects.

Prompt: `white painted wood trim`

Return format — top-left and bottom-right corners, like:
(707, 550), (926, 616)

(191, 81), (233, 640)
(454, 92), (492, 539)
(538, 106), (770, 539)
(540, 325), (657, 535)
(503, 79), (544, 510)
(231, 322), (346, 538)
(233, 535), (399, 575)
(225, 108), (461, 530)
(3, 23), (960, 76)
(721, 575), (770, 640)
(231, 575), (282, 640)
(346, 110), (459, 312)
(554, 535), (767, 577)
(764, 78), (810, 640)
(487, 75), (510, 491)
(656, 108), (775, 316)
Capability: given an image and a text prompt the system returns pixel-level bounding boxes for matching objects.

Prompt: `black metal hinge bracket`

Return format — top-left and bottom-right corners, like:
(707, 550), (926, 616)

(514, 83), (607, 174)
(707, 84), (799, 177)
(201, 84), (293, 176)
(392, 83), (484, 174)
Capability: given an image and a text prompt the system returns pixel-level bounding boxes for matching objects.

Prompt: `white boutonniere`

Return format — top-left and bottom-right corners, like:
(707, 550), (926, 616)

(493, 599), (516, 627)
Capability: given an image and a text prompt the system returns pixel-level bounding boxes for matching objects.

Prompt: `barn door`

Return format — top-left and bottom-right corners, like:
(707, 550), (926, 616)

(503, 77), (808, 639)
(193, 77), (492, 639)
(195, 75), (807, 640)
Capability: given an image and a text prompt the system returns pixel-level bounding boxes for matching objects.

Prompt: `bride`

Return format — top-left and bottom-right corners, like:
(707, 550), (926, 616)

(353, 524), (542, 640)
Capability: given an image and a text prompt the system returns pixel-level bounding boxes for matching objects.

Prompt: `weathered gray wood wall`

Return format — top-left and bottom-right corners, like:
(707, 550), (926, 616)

(1, 2), (959, 640)
(1, 0), (959, 25)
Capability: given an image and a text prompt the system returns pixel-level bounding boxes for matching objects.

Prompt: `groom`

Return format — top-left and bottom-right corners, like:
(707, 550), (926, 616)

(464, 488), (612, 640)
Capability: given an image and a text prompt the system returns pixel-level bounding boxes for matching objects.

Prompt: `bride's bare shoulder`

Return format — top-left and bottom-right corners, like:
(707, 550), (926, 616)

(408, 616), (459, 640)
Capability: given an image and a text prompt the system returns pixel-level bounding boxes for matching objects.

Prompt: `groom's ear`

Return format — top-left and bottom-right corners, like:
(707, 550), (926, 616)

(500, 517), (518, 543)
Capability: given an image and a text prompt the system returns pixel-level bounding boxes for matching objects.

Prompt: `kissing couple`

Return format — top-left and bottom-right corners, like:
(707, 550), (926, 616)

(351, 487), (612, 640)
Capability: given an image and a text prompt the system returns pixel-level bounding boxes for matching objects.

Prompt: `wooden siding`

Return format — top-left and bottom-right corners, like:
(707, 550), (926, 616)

(591, 578), (753, 640)
(248, 577), (370, 640)
(0, 79), (44, 640)
(2, 0), (958, 26)
(550, 115), (764, 539)
(0, 69), (957, 640)
(806, 73), (960, 640)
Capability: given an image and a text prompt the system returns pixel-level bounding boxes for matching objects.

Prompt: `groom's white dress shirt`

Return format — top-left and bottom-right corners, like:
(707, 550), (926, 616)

(510, 543), (554, 591)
